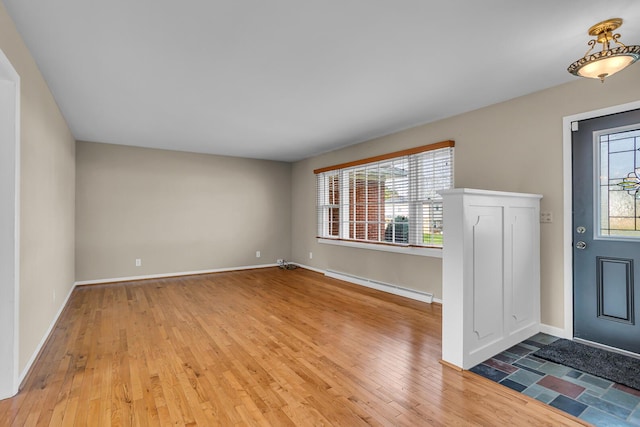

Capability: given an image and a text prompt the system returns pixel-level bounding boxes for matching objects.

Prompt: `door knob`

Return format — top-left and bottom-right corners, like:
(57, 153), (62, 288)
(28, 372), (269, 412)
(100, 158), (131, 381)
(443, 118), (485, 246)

(576, 241), (587, 250)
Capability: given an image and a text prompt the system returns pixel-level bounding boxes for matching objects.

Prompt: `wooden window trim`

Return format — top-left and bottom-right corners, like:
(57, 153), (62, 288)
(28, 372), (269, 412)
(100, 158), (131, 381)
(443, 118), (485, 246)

(313, 140), (455, 174)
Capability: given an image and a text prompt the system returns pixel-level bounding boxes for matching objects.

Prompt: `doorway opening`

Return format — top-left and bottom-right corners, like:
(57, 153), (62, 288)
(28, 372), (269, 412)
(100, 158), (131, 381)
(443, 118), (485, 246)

(0, 48), (20, 400)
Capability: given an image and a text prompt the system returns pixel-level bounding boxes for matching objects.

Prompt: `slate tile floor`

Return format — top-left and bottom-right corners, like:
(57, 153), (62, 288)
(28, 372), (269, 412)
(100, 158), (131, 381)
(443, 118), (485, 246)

(470, 333), (640, 426)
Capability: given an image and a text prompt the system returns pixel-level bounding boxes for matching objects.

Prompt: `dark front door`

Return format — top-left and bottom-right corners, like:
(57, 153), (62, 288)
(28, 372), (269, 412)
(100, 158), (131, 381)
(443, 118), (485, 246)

(573, 108), (640, 354)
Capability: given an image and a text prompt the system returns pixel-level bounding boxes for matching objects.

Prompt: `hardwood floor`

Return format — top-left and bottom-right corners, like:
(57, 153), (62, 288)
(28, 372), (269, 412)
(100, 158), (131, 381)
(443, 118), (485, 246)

(0, 268), (586, 426)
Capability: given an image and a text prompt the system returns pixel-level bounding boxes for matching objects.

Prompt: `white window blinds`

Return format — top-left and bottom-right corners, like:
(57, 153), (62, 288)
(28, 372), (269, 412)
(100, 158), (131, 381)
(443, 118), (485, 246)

(315, 141), (454, 248)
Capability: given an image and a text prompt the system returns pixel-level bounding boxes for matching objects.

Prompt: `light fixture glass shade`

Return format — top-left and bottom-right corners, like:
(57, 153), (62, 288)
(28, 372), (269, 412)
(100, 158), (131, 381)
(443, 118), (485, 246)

(573, 49), (638, 79)
(567, 19), (640, 82)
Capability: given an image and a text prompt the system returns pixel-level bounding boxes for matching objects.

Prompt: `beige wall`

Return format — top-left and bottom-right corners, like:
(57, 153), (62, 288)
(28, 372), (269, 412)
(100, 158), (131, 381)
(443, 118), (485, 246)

(0, 4), (76, 372)
(76, 142), (292, 281)
(292, 66), (640, 330)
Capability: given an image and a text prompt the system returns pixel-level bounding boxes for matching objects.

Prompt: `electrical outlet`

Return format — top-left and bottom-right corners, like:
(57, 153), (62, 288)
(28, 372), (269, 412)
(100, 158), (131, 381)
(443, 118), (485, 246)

(256, 251), (261, 258)
(135, 258), (142, 267)
(277, 259), (283, 264)
(540, 212), (553, 223)
(309, 252), (313, 259)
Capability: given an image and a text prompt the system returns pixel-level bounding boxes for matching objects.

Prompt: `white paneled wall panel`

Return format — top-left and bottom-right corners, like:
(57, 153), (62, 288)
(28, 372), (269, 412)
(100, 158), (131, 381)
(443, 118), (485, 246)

(441, 189), (541, 370)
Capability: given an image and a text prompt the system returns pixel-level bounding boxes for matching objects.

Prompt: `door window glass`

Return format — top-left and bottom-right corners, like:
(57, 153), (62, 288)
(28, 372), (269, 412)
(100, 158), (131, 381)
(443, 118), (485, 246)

(597, 127), (640, 239)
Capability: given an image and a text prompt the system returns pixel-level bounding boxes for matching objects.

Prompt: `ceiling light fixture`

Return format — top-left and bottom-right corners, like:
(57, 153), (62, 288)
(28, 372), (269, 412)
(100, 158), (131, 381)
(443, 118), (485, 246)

(567, 18), (640, 82)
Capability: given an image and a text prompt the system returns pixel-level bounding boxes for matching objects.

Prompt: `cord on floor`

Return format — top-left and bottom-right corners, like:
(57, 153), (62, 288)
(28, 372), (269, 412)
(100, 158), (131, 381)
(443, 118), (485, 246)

(278, 260), (298, 270)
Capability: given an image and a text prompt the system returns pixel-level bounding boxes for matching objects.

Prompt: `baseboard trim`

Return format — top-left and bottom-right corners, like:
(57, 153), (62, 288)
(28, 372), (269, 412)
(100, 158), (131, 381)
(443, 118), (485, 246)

(279, 264), (441, 304)
(540, 323), (570, 339)
(325, 269), (435, 304)
(74, 263), (278, 286)
(18, 282), (76, 388)
(291, 263), (325, 274)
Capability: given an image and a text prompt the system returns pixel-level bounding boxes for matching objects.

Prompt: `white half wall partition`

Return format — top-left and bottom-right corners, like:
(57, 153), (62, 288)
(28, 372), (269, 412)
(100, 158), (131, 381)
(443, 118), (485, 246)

(440, 188), (541, 370)
(0, 48), (20, 399)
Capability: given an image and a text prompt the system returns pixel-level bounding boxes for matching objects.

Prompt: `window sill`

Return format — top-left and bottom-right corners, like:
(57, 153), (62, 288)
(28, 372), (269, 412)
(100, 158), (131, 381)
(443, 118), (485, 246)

(317, 238), (443, 258)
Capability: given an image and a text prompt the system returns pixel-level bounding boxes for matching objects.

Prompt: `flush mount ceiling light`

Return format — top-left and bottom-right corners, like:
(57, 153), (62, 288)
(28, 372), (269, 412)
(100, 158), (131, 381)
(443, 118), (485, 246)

(568, 18), (640, 82)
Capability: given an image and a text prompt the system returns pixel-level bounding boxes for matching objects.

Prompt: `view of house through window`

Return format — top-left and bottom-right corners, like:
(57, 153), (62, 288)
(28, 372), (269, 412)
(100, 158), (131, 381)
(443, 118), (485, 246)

(315, 141), (454, 248)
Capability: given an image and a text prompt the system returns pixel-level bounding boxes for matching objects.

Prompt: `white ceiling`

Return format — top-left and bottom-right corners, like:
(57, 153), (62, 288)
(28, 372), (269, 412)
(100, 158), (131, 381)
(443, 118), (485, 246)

(4, 1), (640, 161)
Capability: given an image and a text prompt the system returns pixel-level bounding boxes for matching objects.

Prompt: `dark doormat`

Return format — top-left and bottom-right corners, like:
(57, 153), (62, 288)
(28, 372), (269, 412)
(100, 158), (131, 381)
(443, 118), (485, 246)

(534, 339), (640, 391)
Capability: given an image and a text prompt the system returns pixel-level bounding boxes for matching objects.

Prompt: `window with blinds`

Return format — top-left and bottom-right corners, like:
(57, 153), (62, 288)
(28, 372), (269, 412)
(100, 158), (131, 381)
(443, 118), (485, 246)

(315, 141), (454, 248)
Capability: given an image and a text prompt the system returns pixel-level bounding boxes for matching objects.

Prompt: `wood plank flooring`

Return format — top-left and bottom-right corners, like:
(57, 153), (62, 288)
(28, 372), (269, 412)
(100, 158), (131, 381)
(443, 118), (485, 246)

(0, 268), (587, 426)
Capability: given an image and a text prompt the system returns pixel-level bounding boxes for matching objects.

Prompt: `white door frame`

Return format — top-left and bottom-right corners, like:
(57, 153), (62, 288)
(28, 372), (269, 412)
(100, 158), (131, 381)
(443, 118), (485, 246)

(0, 48), (20, 400)
(562, 100), (640, 340)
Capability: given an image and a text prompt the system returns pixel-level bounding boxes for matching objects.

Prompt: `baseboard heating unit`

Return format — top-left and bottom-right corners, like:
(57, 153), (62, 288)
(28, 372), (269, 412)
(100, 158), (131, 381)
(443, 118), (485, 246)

(325, 270), (434, 304)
